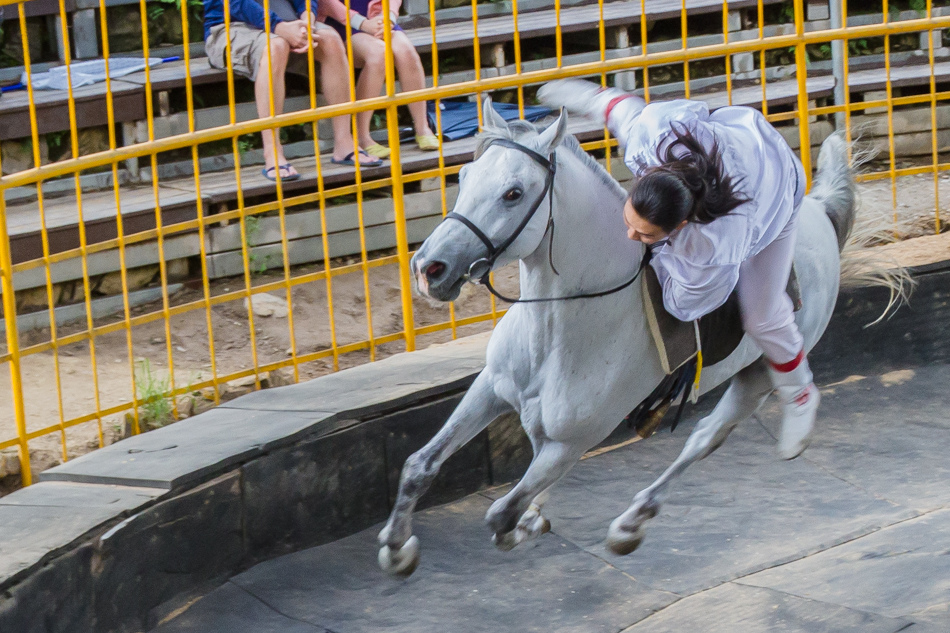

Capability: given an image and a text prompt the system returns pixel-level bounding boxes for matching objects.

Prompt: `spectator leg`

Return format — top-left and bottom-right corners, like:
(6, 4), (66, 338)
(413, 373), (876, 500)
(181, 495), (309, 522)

(391, 32), (434, 137)
(350, 35), (387, 148)
(256, 36), (292, 173)
(312, 27), (359, 161)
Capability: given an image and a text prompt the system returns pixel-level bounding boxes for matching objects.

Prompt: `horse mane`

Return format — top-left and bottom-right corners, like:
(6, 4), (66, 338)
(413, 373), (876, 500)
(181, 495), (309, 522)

(474, 118), (628, 200)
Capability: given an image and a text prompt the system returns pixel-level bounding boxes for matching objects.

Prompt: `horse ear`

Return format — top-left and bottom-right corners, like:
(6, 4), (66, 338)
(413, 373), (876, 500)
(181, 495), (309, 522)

(482, 96), (508, 131)
(536, 107), (569, 154)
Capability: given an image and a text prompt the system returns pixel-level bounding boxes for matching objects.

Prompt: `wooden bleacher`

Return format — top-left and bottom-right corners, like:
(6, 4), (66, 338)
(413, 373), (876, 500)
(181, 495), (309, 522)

(3, 0), (950, 296)
(0, 0), (787, 147)
(11, 56), (950, 268)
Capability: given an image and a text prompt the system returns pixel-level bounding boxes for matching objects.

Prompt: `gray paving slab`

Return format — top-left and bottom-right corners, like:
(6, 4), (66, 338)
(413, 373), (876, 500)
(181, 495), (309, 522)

(771, 364), (950, 513)
(0, 482), (163, 588)
(536, 418), (914, 595)
(151, 362), (950, 633)
(738, 509), (950, 620)
(620, 583), (911, 633)
(225, 494), (677, 633)
(38, 408), (337, 489)
(221, 343), (486, 416)
(151, 582), (327, 633)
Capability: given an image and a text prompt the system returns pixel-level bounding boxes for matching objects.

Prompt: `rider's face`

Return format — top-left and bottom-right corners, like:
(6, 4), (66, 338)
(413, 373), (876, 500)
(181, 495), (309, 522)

(623, 199), (669, 245)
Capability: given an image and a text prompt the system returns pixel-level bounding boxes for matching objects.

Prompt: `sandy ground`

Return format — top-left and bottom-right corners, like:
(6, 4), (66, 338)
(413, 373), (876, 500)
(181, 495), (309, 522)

(0, 255), (522, 488)
(1, 165), (948, 491)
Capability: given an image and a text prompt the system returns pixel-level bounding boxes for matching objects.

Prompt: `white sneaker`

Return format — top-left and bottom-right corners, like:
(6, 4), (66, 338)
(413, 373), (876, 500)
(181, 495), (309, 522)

(768, 356), (819, 460)
(537, 79), (625, 126)
(774, 383), (820, 459)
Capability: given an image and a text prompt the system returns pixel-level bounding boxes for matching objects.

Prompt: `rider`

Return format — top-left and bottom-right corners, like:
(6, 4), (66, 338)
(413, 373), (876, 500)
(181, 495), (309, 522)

(538, 79), (817, 460)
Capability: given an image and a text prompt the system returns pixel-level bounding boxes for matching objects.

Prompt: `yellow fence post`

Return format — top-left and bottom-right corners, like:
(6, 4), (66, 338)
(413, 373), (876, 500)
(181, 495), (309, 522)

(3, 0), (950, 464)
(794, 0), (813, 187)
(0, 195), (32, 486)
(382, 0), (417, 353)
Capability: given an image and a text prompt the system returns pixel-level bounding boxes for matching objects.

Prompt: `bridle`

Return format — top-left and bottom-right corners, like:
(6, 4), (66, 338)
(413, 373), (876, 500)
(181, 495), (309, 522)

(442, 137), (648, 304)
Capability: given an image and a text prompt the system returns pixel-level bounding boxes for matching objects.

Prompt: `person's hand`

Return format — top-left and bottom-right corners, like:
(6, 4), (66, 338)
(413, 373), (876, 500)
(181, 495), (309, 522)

(359, 15), (384, 37)
(275, 20), (309, 52)
(300, 12), (321, 40)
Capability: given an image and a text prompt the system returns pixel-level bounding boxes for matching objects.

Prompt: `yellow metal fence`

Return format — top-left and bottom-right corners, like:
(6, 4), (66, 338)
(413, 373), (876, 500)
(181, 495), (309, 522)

(1, 0), (947, 485)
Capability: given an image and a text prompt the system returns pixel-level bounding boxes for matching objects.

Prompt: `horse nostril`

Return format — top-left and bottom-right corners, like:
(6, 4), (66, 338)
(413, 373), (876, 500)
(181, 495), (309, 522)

(425, 262), (446, 279)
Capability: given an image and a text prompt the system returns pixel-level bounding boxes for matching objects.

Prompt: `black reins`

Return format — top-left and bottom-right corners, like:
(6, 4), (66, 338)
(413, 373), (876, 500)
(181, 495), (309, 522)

(443, 137), (648, 304)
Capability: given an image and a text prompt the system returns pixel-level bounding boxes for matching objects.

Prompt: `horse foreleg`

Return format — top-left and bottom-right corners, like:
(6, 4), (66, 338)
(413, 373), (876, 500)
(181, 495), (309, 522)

(486, 440), (584, 551)
(606, 360), (773, 556)
(378, 372), (510, 576)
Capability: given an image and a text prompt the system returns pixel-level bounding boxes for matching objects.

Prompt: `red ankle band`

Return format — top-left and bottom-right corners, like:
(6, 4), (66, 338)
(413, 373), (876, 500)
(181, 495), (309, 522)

(604, 95), (633, 124)
(770, 350), (805, 373)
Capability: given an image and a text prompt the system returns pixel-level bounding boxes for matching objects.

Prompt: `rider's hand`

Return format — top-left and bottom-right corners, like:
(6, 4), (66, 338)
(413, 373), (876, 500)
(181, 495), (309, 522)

(275, 20), (309, 52)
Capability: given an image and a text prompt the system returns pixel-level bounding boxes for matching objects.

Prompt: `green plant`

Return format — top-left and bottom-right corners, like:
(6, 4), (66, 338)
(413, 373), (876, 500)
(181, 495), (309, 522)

(135, 358), (174, 428)
(46, 131), (70, 162)
(237, 134), (256, 156)
(148, 0), (203, 22)
(243, 215), (271, 275)
(849, 38), (872, 56)
(910, 0), (927, 14)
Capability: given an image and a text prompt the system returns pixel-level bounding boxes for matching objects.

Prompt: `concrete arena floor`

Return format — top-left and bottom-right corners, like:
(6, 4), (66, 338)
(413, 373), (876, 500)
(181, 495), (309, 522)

(153, 363), (950, 633)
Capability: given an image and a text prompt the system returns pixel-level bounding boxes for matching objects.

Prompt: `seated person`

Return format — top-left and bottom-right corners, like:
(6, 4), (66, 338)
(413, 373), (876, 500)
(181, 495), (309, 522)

(203, 0), (384, 179)
(317, 0), (439, 158)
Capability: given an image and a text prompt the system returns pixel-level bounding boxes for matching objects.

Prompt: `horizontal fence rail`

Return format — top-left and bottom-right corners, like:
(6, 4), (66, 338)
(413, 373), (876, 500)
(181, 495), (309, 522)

(0, 0), (947, 486)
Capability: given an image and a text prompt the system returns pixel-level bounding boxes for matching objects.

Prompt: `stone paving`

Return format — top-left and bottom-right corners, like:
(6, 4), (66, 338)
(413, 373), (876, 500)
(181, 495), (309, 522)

(153, 363), (950, 633)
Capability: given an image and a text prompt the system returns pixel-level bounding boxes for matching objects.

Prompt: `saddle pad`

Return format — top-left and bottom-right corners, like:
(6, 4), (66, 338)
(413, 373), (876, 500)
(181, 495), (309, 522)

(642, 264), (802, 375)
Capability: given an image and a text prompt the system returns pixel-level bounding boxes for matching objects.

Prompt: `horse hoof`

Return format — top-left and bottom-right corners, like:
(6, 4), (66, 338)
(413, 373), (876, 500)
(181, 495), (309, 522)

(606, 519), (645, 556)
(378, 535), (420, 577)
(492, 530), (519, 552)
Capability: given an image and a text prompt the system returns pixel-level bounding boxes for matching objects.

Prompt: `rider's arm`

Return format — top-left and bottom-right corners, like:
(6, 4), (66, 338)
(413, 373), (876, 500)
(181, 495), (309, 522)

(650, 213), (751, 322)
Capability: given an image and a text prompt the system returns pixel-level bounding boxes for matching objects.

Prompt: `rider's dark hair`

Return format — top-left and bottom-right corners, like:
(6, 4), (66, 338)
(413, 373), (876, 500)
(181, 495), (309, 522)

(628, 123), (749, 233)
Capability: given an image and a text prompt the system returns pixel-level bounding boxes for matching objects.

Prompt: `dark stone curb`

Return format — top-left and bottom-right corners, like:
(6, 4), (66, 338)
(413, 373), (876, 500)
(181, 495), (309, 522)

(1, 266), (948, 633)
(0, 332), (532, 633)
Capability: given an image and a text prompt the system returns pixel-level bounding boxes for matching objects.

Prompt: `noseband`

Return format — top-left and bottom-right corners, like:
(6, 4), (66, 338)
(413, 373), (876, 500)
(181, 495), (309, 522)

(445, 138), (558, 284)
(442, 137), (647, 304)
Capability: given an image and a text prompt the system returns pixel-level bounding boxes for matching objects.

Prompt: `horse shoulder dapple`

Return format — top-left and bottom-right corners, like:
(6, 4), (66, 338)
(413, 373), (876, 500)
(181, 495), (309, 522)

(377, 99), (886, 576)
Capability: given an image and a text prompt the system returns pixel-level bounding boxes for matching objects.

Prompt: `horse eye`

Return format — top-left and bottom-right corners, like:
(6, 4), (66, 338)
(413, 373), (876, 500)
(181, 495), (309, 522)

(503, 187), (523, 202)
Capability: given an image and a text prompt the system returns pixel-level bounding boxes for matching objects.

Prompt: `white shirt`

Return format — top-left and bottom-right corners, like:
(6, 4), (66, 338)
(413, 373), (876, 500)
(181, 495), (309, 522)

(608, 97), (805, 321)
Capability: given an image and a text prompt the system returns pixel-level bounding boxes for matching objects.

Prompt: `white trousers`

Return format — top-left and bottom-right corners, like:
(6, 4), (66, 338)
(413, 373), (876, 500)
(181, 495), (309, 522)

(736, 215), (804, 365)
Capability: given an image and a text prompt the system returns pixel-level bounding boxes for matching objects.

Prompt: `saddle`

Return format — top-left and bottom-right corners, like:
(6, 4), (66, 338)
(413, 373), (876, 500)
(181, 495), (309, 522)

(628, 264), (801, 438)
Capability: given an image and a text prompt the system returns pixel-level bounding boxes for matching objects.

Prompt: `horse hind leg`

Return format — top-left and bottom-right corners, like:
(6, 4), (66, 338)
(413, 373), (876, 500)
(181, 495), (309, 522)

(606, 360), (773, 556)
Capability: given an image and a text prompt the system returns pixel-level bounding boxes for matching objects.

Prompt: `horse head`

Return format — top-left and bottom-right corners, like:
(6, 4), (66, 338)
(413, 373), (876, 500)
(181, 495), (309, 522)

(411, 97), (568, 301)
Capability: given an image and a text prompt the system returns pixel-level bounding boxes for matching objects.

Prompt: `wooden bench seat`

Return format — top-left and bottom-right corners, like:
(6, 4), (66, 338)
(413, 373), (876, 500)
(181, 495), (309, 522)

(407, 0), (783, 53)
(0, 62), (881, 264)
(0, 0), (779, 142)
(0, 78), (144, 141)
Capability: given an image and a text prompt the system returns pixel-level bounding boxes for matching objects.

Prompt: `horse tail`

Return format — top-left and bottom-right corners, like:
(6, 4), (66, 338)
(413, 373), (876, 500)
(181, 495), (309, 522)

(810, 133), (856, 251)
(812, 133), (915, 324)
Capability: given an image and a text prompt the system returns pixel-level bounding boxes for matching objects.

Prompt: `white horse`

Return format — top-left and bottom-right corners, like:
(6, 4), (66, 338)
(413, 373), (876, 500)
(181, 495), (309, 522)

(377, 99), (869, 576)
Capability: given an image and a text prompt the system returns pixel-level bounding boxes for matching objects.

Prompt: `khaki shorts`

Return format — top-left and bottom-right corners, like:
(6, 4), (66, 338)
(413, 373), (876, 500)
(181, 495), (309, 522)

(205, 22), (322, 82)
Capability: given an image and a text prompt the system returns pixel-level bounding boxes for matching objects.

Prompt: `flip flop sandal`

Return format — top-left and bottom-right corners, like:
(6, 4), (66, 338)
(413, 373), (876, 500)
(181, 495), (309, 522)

(363, 143), (392, 159)
(261, 164), (301, 182)
(415, 134), (440, 151)
(331, 150), (385, 167)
